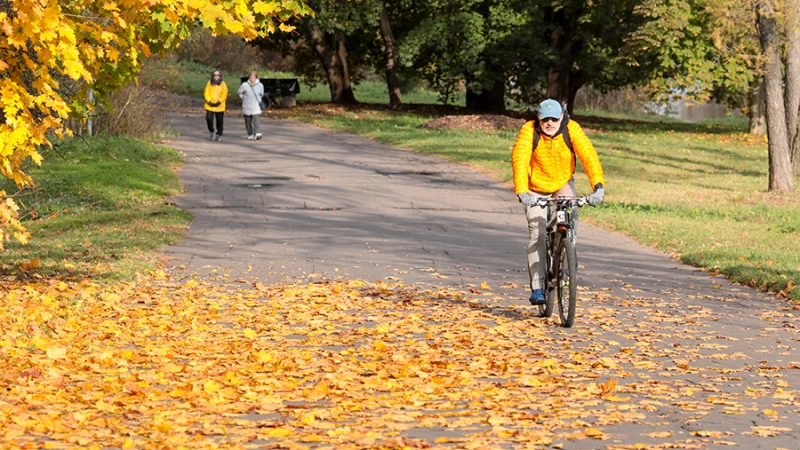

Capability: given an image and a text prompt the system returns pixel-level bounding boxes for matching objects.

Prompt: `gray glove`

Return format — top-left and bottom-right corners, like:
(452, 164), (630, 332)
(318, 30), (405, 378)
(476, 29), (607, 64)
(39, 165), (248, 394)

(587, 184), (605, 206)
(518, 192), (537, 207)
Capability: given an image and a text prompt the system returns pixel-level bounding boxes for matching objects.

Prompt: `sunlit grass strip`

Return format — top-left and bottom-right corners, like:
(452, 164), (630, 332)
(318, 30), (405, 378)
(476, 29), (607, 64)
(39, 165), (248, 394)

(0, 135), (191, 281)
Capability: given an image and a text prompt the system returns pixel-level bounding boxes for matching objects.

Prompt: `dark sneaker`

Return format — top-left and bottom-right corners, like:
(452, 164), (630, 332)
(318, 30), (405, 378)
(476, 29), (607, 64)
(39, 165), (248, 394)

(209, 132), (215, 141)
(215, 134), (221, 141)
(529, 289), (546, 305)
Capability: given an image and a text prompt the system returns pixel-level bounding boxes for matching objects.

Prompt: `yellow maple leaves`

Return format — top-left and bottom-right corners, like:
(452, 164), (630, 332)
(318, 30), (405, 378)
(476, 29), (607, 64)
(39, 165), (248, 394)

(0, 0), (312, 247)
(3, 275), (799, 447)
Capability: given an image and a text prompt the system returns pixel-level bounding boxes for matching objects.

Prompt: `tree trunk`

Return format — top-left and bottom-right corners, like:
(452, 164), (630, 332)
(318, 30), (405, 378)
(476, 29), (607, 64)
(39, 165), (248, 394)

(546, 67), (568, 104)
(566, 72), (587, 116)
(306, 24), (358, 104)
(378, 2), (402, 108)
(748, 76), (767, 135)
(466, 78), (506, 113)
(543, 4), (583, 115)
(794, 120), (800, 173)
(334, 29), (357, 104)
(757, 0), (795, 191)
(545, 68), (584, 116)
(786, 0), (800, 172)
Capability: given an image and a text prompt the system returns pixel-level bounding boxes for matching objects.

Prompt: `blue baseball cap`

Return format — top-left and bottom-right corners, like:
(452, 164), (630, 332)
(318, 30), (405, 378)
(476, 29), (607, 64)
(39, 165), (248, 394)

(538, 99), (563, 119)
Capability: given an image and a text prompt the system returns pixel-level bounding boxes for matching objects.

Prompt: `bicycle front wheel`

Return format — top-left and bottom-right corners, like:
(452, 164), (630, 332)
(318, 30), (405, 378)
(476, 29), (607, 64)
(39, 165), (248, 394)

(555, 237), (577, 328)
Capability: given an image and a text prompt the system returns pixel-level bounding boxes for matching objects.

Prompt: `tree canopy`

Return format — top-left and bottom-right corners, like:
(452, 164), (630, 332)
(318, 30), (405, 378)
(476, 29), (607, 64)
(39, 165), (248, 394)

(626, 0), (758, 110)
(261, 0), (646, 113)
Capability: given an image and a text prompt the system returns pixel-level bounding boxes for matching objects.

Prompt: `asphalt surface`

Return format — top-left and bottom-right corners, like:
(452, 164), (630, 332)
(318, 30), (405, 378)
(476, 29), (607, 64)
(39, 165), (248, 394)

(162, 106), (800, 449)
(161, 109), (722, 295)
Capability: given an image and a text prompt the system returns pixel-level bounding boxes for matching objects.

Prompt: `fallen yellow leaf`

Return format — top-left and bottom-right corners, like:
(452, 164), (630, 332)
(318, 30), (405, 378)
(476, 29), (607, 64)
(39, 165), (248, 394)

(646, 431), (673, 438)
(46, 346), (67, 360)
(264, 427), (293, 437)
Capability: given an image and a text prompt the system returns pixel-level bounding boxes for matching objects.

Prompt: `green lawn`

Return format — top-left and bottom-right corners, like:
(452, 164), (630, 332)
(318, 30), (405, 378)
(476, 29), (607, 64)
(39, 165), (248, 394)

(0, 135), (191, 281)
(175, 62), (467, 106)
(295, 78), (467, 106)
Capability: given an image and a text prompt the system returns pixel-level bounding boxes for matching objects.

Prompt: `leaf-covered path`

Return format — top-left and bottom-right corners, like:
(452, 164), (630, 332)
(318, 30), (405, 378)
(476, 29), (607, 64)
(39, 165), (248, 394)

(3, 109), (798, 449)
(3, 275), (799, 449)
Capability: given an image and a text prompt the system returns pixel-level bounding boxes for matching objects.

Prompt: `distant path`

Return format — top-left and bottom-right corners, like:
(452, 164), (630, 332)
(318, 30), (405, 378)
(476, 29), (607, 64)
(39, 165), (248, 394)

(162, 107), (800, 449)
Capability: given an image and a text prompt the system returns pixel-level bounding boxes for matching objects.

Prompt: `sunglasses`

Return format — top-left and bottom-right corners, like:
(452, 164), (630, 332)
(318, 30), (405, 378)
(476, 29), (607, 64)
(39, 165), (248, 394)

(540, 117), (560, 123)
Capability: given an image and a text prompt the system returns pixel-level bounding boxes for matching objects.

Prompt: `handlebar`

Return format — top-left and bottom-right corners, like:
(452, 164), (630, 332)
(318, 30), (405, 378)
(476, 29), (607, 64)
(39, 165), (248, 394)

(534, 196), (588, 208)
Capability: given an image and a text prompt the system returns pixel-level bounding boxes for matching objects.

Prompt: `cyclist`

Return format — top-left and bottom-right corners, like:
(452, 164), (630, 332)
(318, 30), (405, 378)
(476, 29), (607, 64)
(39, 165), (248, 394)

(511, 99), (605, 305)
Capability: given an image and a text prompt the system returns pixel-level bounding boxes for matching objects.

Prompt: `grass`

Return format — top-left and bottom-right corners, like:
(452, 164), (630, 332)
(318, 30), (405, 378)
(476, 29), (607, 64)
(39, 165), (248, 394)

(296, 78), (468, 106)
(175, 62), (467, 106)
(0, 135), (191, 281)
(266, 103), (800, 301)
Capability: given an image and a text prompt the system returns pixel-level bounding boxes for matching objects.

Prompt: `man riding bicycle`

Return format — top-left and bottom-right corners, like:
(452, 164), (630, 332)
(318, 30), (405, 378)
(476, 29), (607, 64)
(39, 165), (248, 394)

(511, 99), (606, 305)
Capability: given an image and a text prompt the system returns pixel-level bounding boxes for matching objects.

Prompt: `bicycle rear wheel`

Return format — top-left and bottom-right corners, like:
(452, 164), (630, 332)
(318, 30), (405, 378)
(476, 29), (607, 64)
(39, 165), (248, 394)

(540, 288), (554, 317)
(555, 237), (577, 327)
(538, 289), (554, 317)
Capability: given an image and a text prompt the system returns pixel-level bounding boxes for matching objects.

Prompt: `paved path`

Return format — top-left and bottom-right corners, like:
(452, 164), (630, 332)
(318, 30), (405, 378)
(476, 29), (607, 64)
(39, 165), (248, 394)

(162, 110), (725, 297)
(163, 108), (800, 449)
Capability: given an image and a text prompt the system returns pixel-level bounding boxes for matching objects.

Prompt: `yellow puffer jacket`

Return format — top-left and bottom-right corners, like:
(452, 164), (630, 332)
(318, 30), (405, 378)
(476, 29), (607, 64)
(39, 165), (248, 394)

(511, 119), (605, 195)
(204, 81), (228, 113)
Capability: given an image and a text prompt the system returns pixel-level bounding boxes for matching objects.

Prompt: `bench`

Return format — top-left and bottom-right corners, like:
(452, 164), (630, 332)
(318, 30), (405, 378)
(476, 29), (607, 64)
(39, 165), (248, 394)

(239, 77), (301, 108)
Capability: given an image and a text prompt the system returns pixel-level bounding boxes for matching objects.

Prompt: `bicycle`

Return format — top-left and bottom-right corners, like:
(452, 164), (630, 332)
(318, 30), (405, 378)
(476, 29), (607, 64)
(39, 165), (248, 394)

(534, 195), (588, 328)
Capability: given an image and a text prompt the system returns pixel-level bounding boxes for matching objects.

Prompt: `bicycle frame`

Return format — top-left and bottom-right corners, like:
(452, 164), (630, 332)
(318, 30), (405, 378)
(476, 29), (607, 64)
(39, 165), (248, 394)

(542, 198), (579, 284)
(535, 196), (587, 327)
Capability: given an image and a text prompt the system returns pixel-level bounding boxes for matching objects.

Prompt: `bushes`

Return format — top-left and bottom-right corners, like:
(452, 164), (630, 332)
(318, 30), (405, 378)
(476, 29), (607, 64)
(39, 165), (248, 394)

(91, 56), (181, 140)
(174, 26), (263, 74)
(574, 85), (650, 114)
(137, 55), (183, 92)
(92, 84), (167, 139)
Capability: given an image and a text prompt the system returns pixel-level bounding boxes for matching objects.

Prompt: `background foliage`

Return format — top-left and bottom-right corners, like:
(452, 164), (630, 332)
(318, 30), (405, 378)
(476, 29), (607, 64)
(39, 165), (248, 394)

(0, 0), (312, 248)
(174, 26), (265, 74)
(626, 0), (759, 108)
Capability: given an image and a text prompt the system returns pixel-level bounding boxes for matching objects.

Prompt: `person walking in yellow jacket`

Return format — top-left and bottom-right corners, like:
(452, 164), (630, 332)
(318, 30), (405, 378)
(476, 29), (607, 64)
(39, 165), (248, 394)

(204, 69), (228, 141)
(511, 99), (605, 305)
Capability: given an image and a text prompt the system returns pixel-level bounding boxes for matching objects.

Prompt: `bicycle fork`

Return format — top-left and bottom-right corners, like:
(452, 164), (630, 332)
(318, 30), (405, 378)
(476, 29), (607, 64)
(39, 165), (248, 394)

(546, 212), (575, 291)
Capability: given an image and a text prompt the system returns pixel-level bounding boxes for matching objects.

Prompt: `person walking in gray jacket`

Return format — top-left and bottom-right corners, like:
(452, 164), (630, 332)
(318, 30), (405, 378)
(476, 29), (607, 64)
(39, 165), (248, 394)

(237, 71), (264, 140)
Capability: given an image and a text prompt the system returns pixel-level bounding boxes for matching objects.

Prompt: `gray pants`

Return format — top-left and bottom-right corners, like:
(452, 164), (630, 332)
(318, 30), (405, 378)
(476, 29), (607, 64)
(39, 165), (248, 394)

(524, 179), (577, 291)
(244, 114), (260, 136)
